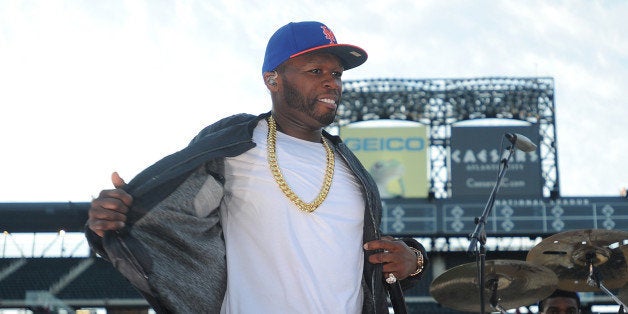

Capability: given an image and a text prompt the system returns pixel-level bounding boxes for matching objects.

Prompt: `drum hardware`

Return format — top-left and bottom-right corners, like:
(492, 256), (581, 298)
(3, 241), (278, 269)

(527, 229), (628, 311)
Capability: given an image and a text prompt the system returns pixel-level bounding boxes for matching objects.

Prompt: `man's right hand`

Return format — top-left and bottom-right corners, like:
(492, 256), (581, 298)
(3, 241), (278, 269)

(87, 172), (133, 237)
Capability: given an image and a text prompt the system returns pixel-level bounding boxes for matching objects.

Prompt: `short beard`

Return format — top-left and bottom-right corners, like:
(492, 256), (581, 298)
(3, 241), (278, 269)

(282, 79), (336, 126)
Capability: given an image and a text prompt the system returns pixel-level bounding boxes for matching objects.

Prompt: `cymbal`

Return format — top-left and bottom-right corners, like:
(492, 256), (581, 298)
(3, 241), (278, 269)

(526, 229), (628, 292)
(430, 260), (558, 312)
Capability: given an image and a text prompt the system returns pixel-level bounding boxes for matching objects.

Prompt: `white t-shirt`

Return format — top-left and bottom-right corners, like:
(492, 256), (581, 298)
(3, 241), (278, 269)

(219, 119), (365, 314)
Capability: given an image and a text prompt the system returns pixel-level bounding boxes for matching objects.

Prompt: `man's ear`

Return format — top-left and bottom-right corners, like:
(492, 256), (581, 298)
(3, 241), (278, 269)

(263, 71), (279, 90)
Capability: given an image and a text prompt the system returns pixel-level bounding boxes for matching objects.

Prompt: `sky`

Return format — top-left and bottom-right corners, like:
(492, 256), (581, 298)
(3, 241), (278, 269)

(0, 0), (627, 202)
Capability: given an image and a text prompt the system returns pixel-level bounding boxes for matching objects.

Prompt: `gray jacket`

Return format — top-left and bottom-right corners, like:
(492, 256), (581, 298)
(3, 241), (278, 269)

(86, 112), (424, 313)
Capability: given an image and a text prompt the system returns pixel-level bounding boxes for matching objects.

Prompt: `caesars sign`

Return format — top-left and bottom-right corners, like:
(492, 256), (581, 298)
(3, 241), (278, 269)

(341, 121), (429, 199)
(451, 124), (542, 198)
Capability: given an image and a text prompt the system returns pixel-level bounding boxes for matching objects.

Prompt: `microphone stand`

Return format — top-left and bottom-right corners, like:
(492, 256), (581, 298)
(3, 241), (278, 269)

(467, 145), (516, 314)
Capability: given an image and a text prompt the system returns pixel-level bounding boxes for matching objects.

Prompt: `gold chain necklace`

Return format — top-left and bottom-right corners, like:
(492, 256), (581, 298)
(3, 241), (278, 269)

(267, 115), (334, 213)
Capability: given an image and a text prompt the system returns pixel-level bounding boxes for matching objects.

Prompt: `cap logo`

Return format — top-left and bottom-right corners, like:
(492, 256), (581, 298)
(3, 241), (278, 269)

(321, 25), (337, 44)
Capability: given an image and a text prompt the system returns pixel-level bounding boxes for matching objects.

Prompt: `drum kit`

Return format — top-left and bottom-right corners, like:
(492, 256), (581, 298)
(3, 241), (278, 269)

(429, 229), (628, 313)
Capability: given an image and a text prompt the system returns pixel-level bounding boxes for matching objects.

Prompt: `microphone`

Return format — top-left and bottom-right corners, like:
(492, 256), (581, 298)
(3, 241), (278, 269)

(505, 133), (537, 152)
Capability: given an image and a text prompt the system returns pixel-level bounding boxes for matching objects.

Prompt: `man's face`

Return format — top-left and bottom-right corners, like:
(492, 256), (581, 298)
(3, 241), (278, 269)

(275, 52), (344, 127)
(540, 297), (579, 314)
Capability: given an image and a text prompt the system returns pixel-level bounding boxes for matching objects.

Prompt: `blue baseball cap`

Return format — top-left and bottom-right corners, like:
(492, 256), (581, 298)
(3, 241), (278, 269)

(262, 21), (368, 73)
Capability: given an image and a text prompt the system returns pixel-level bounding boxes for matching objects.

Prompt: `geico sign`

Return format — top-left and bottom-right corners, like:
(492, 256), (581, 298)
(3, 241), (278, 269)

(345, 137), (425, 151)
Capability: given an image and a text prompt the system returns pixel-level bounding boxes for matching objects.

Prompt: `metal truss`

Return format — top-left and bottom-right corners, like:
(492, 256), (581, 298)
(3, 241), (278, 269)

(331, 77), (558, 198)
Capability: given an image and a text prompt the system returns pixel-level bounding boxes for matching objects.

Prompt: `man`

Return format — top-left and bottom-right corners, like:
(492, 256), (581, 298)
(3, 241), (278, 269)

(538, 289), (581, 314)
(86, 21), (427, 313)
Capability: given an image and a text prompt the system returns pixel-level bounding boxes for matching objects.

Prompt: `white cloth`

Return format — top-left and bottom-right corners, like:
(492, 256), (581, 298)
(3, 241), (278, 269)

(219, 119), (365, 314)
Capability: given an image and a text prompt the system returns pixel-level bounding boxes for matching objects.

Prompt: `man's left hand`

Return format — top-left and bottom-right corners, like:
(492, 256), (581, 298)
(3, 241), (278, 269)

(364, 236), (418, 281)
